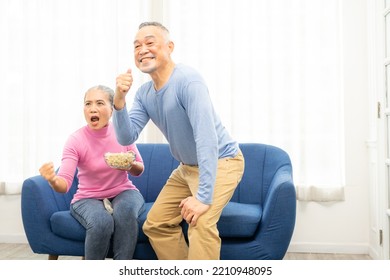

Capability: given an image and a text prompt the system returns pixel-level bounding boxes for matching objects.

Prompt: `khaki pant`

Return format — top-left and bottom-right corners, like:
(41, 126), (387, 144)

(142, 150), (245, 260)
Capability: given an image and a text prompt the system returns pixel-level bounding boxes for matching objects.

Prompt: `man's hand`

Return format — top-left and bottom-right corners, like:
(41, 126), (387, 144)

(114, 69), (133, 110)
(179, 196), (210, 226)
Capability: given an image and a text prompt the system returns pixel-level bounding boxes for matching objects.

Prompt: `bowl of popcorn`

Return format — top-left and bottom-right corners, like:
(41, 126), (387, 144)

(104, 151), (136, 169)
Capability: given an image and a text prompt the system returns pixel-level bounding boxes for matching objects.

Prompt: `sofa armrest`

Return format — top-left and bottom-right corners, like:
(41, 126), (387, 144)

(255, 165), (296, 259)
(21, 175), (71, 253)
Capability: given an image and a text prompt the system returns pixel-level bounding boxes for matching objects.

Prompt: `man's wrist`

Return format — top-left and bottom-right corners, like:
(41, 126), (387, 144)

(113, 92), (126, 110)
(113, 102), (125, 110)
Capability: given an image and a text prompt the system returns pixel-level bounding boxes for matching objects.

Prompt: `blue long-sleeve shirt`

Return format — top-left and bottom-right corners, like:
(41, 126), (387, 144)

(113, 64), (238, 204)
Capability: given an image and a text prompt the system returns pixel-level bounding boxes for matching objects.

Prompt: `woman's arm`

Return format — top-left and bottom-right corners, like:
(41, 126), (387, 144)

(39, 162), (68, 193)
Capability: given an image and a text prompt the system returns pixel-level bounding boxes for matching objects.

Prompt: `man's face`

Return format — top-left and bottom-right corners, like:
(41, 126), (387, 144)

(133, 26), (173, 74)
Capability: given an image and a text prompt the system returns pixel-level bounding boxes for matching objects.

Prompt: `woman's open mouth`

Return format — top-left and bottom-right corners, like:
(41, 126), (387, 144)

(91, 116), (100, 123)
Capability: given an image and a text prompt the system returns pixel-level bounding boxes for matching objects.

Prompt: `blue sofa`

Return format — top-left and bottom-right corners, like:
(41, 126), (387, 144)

(21, 143), (296, 260)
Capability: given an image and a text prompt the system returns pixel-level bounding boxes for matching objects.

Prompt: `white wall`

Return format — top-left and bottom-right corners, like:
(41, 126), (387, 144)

(0, 0), (373, 255)
(0, 190), (28, 243)
(288, 0), (371, 254)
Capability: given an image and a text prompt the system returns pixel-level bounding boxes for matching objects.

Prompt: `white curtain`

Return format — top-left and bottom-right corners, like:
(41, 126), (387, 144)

(163, 0), (345, 201)
(0, 0), (344, 201)
(0, 0), (149, 192)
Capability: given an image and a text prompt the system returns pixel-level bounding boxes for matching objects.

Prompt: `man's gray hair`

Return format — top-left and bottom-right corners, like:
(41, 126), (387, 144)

(138, 21), (171, 43)
(138, 21), (169, 33)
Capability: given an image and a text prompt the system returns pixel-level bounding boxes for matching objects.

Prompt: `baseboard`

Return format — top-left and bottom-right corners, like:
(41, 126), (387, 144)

(0, 236), (371, 256)
(367, 244), (381, 260)
(0, 234), (28, 244)
(287, 242), (370, 255)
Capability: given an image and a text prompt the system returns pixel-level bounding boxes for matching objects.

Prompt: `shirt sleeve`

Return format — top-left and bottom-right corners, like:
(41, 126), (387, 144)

(56, 135), (79, 192)
(112, 92), (150, 145)
(181, 81), (218, 204)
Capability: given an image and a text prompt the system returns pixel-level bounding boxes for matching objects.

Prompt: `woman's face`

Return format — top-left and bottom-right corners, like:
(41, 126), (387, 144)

(83, 89), (112, 130)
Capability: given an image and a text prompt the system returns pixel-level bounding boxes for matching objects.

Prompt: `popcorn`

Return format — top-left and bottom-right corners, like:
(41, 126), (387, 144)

(104, 151), (136, 169)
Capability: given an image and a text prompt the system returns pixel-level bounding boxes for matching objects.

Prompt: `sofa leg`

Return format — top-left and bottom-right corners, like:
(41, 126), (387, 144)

(48, 254), (59, 260)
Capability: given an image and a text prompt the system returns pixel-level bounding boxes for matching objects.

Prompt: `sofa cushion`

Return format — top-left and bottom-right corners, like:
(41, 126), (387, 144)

(50, 211), (85, 241)
(51, 205), (154, 243)
(139, 202), (262, 240)
(218, 202), (262, 237)
(51, 201), (262, 242)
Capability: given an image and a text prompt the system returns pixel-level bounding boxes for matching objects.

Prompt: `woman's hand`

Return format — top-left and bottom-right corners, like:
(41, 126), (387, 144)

(39, 162), (57, 184)
(39, 162), (67, 193)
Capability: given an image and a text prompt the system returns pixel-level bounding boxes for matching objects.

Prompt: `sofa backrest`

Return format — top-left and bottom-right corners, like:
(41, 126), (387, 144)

(130, 143), (179, 202)
(130, 143), (292, 206)
(233, 143), (292, 205)
(60, 143), (291, 207)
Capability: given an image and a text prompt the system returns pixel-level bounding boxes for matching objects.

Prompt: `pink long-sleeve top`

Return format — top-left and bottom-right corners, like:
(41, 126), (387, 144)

(57, 122), (143, 204)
